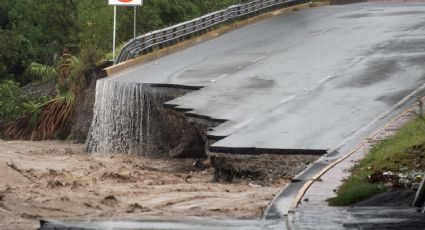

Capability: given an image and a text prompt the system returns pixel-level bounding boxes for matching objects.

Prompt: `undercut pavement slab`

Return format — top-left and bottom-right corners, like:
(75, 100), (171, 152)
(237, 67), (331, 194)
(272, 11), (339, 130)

(107, 2), (425, 154)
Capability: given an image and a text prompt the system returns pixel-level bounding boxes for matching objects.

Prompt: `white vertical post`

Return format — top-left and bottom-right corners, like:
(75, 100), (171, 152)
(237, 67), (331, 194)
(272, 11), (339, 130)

(134, 6), (137, 39)
(112, 5), (117, 61)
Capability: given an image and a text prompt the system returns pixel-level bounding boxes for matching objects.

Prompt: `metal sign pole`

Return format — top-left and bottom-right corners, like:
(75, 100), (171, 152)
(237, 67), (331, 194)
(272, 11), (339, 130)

(113, 5), (117, 61)
(134, 6), (137, 39)
(109, 0), (142, 62)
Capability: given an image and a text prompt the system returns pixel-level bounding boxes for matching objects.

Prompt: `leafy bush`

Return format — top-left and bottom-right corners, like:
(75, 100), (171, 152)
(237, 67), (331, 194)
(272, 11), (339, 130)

(0, 80), (49, 123)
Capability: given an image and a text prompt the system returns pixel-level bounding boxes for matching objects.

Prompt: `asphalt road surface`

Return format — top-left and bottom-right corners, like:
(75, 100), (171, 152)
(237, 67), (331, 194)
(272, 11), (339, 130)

(107, 2), (425, 154)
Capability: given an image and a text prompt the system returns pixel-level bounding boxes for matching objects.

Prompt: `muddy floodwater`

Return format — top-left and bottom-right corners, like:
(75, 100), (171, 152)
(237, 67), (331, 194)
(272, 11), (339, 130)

(0, 140), (286, 229)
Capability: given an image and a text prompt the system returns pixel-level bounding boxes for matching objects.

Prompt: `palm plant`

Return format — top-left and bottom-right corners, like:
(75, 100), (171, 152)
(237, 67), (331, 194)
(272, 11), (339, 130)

(3, 50), (82, 140)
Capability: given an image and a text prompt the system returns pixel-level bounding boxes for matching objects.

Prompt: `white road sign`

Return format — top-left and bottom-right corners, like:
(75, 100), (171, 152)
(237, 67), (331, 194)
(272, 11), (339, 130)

(109, 0), (143, 6)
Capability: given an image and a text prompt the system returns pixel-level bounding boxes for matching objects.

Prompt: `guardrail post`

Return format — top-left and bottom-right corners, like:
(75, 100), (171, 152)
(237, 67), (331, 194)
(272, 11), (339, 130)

(413, 175), (425, 208)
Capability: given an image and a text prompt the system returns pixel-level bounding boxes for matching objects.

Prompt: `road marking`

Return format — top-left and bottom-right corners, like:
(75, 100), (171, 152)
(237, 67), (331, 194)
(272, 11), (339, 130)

(279, 95), (296, 105)
(251, 55), (267, 63)
(317, 75), (337, 85)
(211, 74), (229, 82)
(329, 81), (425, 153)
(264, 95), (297, 114)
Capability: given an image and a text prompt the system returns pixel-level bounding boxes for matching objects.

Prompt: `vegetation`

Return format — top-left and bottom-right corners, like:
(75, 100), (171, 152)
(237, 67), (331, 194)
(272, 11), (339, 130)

(0, 0), (250, 138)
(0, 0), (249, 83)
(3, 50), (81, 140)
(0, 80), (49, 124)
(327, 116), (425, 206)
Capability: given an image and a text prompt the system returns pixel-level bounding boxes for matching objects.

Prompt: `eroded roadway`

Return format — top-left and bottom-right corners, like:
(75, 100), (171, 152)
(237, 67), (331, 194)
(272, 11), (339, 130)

(109, 2), (425, 154)
(42, 2), (425, 230)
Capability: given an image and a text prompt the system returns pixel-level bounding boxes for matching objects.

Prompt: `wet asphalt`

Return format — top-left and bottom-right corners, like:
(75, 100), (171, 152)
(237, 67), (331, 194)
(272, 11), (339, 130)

(43, 2), (425, 229)
(108, 2), (425, 154)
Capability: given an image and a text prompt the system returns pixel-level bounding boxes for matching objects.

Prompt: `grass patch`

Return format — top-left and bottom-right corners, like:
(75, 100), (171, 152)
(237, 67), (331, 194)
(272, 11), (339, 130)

(327, 117), (425, 206)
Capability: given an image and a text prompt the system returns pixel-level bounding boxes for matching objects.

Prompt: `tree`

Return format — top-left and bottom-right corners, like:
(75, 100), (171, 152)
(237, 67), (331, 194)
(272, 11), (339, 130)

(0, 29), (35, 83)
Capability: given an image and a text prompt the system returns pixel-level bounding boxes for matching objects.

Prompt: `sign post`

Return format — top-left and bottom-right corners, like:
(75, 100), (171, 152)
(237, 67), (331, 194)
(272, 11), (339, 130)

(113, 5), (117, 61)
(134, 6), (137, 39)
(109, 0), (143, 61)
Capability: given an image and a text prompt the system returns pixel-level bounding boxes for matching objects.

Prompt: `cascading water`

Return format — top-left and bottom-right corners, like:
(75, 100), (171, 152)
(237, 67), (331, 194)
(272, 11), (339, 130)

(86, 79), (154, 154)
(85, 77), (208, 157)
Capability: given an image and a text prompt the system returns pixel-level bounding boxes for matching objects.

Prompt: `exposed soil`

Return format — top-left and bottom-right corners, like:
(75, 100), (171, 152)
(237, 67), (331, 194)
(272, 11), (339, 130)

(212, 154), (319, 183)
(0, 140), (286, 230)
(22, 81), (56, 98)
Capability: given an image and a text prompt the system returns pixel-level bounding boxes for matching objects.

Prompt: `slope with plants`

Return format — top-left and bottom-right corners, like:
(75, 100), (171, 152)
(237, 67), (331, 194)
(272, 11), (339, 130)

(327, 114), (425, 206)
(0, 0), (249, 140)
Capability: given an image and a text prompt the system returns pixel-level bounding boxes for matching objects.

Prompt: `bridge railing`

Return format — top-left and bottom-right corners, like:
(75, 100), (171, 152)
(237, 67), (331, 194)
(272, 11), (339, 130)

(115, 0), (305, 64)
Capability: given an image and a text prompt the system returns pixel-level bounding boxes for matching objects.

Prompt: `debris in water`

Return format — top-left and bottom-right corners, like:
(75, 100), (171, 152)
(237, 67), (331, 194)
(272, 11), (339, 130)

(101, 195), (119, 207)
(126, 203), (151, 213)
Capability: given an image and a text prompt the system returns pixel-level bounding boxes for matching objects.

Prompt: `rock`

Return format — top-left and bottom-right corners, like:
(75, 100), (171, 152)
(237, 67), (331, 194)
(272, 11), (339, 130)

(399, 178), (411, 185)
(126, 203), (151, 213)
(184, 175), (192, 183)
(412, 183), (421, 191)
(384, 182), (393, 189)
(383, 171), (394, 176)
(248, 183), (262, 188)
(193, 159), (206, 170)
(143, 179), (154, 185)
(101, 195), (119, 207)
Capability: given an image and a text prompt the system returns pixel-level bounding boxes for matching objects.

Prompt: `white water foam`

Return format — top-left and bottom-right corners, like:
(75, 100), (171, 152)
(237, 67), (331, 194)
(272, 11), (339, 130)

(86, 79), (153, 154)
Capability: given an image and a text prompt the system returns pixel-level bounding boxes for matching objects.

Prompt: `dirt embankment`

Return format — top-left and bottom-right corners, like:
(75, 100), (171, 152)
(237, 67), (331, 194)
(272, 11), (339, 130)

(0, 140), (286, 230)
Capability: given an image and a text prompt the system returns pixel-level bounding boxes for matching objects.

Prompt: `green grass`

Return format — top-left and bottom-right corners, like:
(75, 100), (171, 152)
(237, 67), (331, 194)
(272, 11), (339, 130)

(327, 117), (425, 206)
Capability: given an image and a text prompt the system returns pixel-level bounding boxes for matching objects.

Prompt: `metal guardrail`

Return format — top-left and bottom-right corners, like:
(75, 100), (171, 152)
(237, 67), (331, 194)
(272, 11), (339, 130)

(115, 0), (305, 64)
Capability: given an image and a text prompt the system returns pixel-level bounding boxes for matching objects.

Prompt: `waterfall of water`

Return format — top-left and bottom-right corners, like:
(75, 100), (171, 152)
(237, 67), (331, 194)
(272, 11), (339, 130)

(85, 79), (152, 154)
(85, 78), (208, 157)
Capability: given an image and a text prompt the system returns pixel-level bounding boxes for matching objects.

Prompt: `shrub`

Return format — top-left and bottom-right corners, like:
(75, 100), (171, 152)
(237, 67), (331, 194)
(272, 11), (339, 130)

(0, 80), (49, 124)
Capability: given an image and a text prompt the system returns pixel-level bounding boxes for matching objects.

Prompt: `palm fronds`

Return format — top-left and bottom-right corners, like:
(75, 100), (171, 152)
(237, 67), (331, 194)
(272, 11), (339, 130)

(25, 62), (58, 82)
(3, 97), (74, 140)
